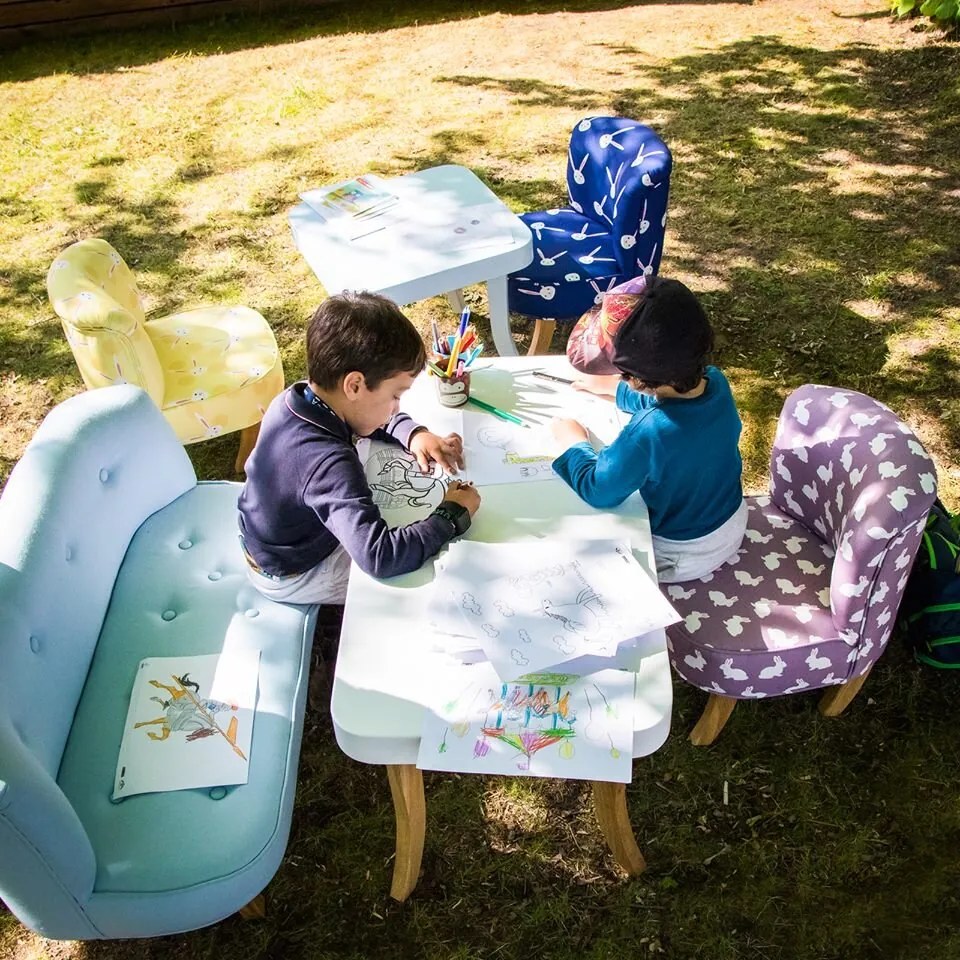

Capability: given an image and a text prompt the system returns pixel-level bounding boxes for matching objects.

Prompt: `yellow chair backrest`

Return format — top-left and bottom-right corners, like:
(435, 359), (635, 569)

(47, 239), (165, 405)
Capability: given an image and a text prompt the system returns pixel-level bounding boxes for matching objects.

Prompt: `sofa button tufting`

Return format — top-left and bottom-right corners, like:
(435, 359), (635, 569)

(245, 608), (260, 618)
(208, 786), (228, 800)
(208, 571), (222, 581)
(65, 546), (73, 561)
(29, 635), (41, 653)
(161, 610), (177, 621)
(178, 540), (193, 550)
(99, 468), (110, 483)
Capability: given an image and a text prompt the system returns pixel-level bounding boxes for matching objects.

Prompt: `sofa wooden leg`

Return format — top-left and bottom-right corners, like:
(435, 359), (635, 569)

(527, 319), (556, 356)
(690, 693), (737, 746)
(238, 893), (266, 919)
(235, 422), (261, 474)
(819, 667), (872, 717)
(592, 780), (646, 876)
(386, 763), (426, 902)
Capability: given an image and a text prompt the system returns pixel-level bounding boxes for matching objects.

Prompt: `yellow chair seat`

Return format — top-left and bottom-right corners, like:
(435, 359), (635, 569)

(47, 238), (284, 469)
(148, 307), (284, 444)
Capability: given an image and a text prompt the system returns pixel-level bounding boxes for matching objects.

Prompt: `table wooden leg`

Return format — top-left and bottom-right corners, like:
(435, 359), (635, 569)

(386, 764), (426, 901)
(591, 781), (646, 876)
(485, 275), (519, 357)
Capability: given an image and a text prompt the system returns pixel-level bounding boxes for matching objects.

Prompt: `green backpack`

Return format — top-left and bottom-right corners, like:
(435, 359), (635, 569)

(898, 499), (960, 668)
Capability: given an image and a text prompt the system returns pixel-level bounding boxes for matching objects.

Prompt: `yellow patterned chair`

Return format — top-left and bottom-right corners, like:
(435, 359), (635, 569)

(47, 238), (284, 472)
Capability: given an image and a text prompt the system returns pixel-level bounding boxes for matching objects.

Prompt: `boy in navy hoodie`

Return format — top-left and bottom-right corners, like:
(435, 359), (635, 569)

(239, 291), (479, 604)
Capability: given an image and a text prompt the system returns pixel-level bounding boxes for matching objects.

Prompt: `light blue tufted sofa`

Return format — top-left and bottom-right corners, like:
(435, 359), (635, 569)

(0, 385), (318, 939)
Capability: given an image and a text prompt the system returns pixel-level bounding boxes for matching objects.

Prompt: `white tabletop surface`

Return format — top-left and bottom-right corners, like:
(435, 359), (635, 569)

(331, 356), (673, 767)
(289, 165), (533, 355)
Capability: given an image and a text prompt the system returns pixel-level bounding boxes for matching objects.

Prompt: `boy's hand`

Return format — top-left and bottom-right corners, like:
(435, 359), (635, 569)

(551, 417), (589, 447)
(443, 480), (481, 516)
(409, 430), (464, 475)
(572, 373), (620, 398)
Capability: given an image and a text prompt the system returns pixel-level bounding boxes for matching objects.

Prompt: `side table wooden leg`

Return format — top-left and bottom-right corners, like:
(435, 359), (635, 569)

(386, 764), (426, 902)
(592, 781), (646, 876)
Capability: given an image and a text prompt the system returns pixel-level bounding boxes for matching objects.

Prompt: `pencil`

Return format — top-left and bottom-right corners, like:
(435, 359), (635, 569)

(466, 395), (525, 426)
(532, 370), (574, 385)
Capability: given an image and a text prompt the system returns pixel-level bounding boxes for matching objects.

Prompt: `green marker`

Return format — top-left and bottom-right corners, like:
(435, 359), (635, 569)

(466, 395), (526, 427)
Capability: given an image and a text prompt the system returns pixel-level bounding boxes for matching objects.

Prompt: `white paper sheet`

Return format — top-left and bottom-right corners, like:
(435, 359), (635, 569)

(417, 663), (635, 782)
(459, 375), (625, 487)
(113, 650), (260, 799)
(361, 442), (449, 526)
(429, 539), (679, 680)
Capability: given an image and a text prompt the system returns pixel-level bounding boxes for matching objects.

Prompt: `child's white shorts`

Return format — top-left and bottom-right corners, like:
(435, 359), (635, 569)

(246, 544), (352, 605)
(652, 499), (748, 584)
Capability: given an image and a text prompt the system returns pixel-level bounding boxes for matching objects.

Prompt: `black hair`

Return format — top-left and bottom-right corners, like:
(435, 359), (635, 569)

(613, 279), (713, 394)
(306, 292), (426, 390)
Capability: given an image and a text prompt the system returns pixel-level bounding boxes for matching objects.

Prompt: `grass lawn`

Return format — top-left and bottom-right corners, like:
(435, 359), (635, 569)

(2, 1), (960, 958)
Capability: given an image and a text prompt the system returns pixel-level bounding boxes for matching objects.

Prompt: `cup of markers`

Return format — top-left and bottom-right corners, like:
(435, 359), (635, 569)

(428, 310), (482, 408)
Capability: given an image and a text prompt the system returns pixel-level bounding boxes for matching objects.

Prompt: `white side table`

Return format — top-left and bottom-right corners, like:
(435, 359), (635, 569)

(289, 165), (534, 357)
(331, 356), (673, 900)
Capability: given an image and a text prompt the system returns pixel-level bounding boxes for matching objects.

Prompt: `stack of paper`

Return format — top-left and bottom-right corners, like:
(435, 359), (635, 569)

(418, 540), (678, 782)
(427, 538), (679, 679)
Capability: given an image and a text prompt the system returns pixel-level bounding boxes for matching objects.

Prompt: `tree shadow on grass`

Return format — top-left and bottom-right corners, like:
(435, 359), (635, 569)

(0, 0), (753, 83)
(595, 38), (960, 428)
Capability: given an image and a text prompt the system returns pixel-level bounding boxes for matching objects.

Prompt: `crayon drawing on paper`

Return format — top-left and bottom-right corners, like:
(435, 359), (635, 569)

(418, 664), (635, 782)
(113, 650), (260, 800)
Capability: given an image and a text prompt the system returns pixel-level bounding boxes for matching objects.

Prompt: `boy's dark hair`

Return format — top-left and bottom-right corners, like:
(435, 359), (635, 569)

(306, 292), (426, 390)
(612, 277), (714, 394)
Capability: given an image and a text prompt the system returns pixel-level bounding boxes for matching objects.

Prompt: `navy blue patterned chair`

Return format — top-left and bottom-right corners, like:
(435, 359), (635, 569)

(507, 117), (672, 334)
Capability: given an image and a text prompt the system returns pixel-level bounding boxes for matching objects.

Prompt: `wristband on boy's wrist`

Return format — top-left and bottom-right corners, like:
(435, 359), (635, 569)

(431, 501), (471, 538)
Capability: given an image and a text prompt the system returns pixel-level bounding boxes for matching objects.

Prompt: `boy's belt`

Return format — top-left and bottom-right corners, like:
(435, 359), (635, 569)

(239, 536), (302, 581)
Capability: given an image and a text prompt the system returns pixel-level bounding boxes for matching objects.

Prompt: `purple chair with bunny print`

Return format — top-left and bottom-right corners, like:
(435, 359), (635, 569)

(507, 117), (671, 337)
(664, 384), (937, 745)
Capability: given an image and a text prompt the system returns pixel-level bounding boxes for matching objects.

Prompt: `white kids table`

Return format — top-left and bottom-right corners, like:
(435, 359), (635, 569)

(331, 355), (673, 900)
(288, 165), (534, 358)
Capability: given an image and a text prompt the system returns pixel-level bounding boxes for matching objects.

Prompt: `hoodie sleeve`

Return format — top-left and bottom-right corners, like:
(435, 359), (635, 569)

(302, 445), (452, 578)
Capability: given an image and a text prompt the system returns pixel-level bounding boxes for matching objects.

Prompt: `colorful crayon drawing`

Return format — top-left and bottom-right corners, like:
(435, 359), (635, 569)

(113, 651), (260, 800)
(477, 678), (578, 771)
(469, 420), (554, 484)
(134, 673), (245, 759)
(417, 664), (635, 782)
